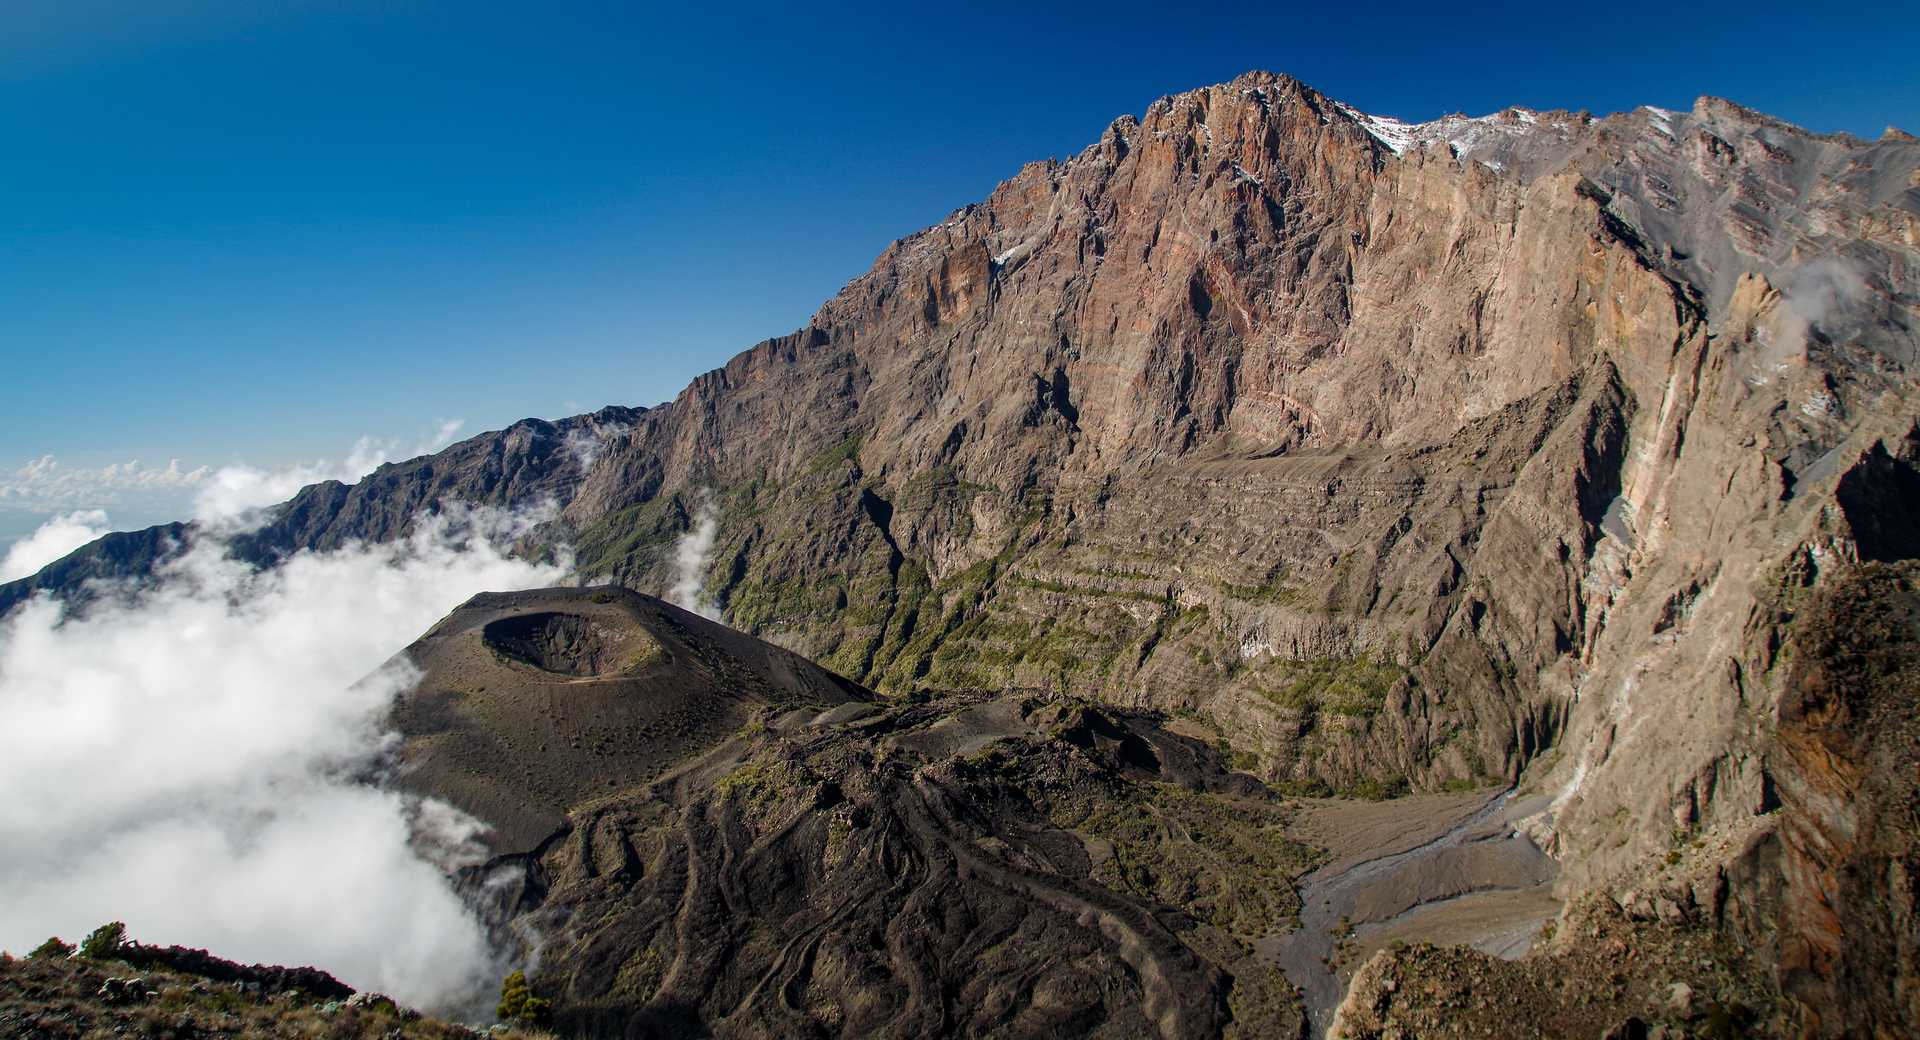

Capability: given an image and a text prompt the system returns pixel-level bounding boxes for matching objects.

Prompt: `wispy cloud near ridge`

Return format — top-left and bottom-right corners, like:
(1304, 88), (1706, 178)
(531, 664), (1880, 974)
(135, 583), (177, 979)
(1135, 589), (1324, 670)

(192, 421), (468, 530)
(0, 510), (112, 582)
(668, 493), (721, 621)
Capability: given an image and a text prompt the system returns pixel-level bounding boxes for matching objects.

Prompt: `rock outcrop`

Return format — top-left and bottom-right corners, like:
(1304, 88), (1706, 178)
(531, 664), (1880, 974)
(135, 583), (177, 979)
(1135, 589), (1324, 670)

(0, 934), (512, 1039)
(1725, 561), (1920, 1036)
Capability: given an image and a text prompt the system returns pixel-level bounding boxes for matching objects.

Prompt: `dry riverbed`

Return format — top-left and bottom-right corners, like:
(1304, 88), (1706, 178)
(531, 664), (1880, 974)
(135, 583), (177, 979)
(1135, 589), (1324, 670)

(1275, 788), (1560, 1036)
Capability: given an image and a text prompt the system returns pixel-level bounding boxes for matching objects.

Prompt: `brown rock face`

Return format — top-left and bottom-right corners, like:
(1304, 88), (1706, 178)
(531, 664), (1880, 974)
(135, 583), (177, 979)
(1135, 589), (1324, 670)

(1337, 561), (1920, 1039)
(1751, 562), (1920, 1036)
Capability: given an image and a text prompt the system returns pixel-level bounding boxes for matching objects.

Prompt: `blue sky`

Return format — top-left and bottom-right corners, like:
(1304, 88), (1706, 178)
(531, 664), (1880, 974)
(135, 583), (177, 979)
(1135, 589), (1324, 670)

(1, 0), (1915, 539)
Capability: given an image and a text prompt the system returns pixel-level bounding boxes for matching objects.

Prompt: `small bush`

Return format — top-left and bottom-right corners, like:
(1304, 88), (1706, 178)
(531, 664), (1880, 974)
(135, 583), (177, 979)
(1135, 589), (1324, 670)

(1344, 776), (1410, 801)
(1271, 777), (1336, 799)
(497, 969), (551, 1026)
(30, 936), (74, 960)
(78, 922), (126, 961)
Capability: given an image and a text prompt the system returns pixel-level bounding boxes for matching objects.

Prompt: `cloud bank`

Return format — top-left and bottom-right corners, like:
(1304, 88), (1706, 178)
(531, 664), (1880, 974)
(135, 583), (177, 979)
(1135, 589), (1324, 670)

(0, 510), (111, 582)
(0, 456), (209, 514)
(0, 505), (566, 1010)
(0, 422), (468, 539)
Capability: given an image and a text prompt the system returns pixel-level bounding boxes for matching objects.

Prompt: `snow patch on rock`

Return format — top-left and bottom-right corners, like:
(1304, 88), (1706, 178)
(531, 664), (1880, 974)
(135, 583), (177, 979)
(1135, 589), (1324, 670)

(1334, 102), (1558, 161)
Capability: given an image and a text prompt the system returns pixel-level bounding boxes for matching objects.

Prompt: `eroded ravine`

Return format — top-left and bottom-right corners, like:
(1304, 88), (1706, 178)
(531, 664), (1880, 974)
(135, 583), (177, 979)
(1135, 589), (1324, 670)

(1272, 790), (1559, 1036)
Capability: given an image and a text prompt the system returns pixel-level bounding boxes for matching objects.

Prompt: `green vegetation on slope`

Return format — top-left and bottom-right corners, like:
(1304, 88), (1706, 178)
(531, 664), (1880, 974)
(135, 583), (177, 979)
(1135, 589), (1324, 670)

(1253, 655), (1406, 719)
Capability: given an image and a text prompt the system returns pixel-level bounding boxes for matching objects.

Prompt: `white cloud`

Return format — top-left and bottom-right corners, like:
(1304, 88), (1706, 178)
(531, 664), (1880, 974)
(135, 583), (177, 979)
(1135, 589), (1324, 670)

(562, 421), (629, 473)
(188, 437), (385, 527)
(0, 505), (568, 1011)
(0, 456), (209, 513)
(1783, 256), (1869, 332)
(668, 493), (721, 620)
(193, 421), (467, 529)
(0, 510), (111, 582)
(426, 419), (467, 453)
(1759, 256), (1874, 371)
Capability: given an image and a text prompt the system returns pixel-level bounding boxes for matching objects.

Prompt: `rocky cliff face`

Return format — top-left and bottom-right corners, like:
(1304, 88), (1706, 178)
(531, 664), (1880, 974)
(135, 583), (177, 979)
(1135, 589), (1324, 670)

(1728, 561), (1920, 1035)
(8, 70), (1918, 1035)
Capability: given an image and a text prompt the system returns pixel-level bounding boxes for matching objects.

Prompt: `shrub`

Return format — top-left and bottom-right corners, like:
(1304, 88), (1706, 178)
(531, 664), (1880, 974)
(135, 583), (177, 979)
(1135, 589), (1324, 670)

(29, 936), (74, 960)
(1344, 776), (1409, 801)
(78, 922), (126, 961)
(497, 969), (551, 1025)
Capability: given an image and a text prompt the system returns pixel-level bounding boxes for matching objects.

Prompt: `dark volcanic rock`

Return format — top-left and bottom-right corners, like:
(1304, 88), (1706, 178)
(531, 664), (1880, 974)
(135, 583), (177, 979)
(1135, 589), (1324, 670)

(388, 586), (868, 852)
(480, 693), (1320, 1040)
(387, 589), (1322, 1038)
(117, 944), (354, 1001)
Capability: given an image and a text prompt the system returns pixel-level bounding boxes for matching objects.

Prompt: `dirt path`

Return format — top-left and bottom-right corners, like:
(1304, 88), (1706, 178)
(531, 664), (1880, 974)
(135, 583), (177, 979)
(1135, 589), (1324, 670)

(1271, 789), (1559, 1036)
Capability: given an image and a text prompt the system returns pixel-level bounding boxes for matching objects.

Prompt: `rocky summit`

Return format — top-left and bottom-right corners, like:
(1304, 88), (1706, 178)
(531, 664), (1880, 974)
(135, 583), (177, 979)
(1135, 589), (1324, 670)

(7, 70), (1920, 1037)
(388, 587), (869, 853)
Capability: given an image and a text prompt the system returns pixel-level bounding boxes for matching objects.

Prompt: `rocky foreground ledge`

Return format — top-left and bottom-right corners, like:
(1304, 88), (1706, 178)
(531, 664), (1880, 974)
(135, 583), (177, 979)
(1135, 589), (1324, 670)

(0, 931), (545, 1040)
